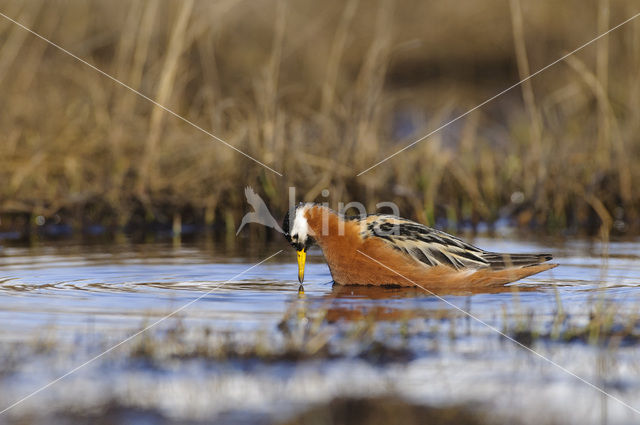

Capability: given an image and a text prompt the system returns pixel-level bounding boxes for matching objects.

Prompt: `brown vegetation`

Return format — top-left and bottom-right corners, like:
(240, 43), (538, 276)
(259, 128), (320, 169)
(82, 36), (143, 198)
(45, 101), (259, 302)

(1, 0), (639, 238)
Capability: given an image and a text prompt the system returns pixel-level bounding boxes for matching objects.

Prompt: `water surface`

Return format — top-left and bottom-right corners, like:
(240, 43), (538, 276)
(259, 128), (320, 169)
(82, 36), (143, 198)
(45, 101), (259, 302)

(0, 238), (639, 424)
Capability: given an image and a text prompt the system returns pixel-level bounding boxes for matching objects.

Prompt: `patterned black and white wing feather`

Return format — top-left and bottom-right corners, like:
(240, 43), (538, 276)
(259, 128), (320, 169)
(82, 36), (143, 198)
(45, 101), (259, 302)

(361, 215), (551, 271)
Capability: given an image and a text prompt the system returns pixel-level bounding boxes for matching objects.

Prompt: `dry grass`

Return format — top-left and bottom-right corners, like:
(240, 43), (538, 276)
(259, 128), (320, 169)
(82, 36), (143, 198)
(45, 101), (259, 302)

(1, 0), (639, 237)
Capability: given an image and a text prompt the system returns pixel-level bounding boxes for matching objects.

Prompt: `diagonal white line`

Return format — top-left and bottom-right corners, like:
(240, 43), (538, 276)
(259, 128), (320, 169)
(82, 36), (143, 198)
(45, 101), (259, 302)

(356, 11), (640, 177)
(0, 11), (283, 177)
(0, 250), (283, 416)
(356, 249), (640, 416)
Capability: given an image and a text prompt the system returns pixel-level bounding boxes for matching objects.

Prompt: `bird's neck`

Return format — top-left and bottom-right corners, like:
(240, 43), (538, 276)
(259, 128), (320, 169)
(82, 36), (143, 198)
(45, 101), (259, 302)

(304, 205), (361, 248)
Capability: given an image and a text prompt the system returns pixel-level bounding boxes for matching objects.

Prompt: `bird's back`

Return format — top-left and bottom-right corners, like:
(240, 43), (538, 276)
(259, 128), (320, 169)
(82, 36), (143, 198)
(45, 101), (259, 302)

(358, 214), (553, 272)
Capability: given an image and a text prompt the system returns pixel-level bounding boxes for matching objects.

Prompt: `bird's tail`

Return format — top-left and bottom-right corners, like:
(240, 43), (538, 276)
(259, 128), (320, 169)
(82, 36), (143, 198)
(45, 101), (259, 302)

(481, 252), (553, 270)
(463, 263), (558, 287)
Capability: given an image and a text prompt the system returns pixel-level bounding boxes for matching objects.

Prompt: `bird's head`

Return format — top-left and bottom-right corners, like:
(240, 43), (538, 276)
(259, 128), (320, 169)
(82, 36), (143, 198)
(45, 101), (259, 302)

(282, 203), (316, 283)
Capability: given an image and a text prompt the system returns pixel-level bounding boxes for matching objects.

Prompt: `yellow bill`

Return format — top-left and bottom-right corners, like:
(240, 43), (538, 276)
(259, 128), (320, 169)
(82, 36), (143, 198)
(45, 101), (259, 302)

(297, 249), (306, 283)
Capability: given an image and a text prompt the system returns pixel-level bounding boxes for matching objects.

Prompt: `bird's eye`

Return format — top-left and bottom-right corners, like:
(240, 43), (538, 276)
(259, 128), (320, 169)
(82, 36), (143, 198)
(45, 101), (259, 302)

(292, 234), (298, 241)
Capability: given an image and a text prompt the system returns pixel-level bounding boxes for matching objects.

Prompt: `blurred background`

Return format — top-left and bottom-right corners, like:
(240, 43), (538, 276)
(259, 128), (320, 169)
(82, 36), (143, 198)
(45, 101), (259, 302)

(1, 0), (639, 241)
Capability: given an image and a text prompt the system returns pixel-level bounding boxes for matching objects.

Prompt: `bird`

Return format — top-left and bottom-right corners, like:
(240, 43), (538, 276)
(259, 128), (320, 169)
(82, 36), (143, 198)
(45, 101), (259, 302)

(282, 203), (557, 288)
(236, 187), (284, 235)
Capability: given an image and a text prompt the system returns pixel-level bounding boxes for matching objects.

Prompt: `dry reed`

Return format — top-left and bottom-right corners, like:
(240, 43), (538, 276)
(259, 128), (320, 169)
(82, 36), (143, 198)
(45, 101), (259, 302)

(0, 0), (639, 238)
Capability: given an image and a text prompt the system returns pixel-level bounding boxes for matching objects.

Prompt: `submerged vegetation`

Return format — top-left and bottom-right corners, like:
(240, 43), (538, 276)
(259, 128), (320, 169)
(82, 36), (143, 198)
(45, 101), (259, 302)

(3, 292), (640, 374)
(1, 294), (638, 424)
(280, 397), (490, 425)
(1, 237), (639, 424)
(1, 0), (639, 239)
(20, 397), (493, 425)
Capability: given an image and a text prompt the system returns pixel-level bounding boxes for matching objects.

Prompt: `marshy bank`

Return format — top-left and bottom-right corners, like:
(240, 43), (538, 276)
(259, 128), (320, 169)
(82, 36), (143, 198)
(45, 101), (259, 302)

(1, 0), (640, 239)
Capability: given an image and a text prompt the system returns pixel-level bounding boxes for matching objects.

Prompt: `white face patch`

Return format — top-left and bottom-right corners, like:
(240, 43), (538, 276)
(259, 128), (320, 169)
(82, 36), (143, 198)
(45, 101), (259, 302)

(290, 205), (310, 246)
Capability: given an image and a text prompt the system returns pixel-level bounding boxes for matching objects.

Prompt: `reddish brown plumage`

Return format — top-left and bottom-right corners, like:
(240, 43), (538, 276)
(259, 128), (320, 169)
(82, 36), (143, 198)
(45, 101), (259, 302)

(304, 205), (556, 288)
